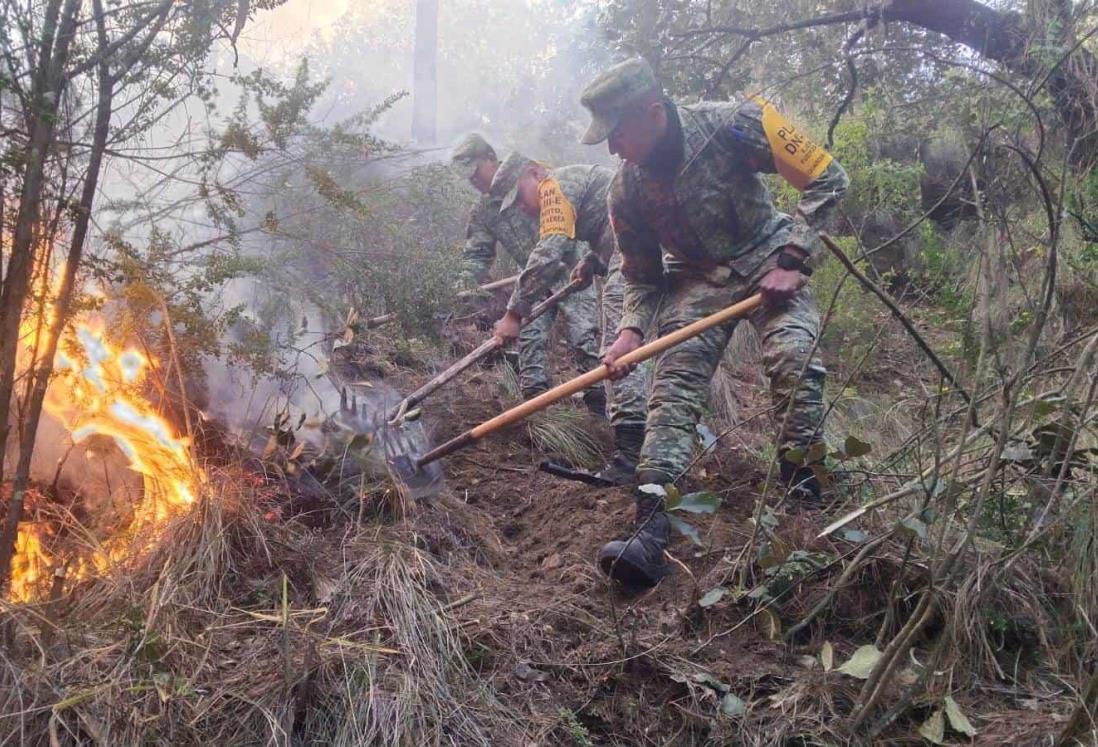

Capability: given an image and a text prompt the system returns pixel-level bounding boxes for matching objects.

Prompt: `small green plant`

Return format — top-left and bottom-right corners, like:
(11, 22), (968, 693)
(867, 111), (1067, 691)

(637, 483), (722, 546)
(558, 707), (593, 747)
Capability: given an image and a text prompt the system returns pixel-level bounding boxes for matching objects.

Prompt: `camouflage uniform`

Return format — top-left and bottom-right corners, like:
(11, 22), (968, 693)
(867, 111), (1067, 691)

(460, 191), (538, 286)
(605, 99), (849, 482)
(598, 253), (649, 431)
(498, 161), (647, 428)
(459, 152), (601, 397)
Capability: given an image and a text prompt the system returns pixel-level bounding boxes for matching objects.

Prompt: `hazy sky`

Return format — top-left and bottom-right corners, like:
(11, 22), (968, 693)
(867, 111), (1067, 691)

(237, 0), (355, 66)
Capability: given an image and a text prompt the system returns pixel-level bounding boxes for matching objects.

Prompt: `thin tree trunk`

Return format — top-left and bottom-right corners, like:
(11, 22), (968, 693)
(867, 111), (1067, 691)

(411, 0), (438, 144)
(0, 0), (84, 591)
(0, 0), (79, 489)
(1, 177), (6, 287)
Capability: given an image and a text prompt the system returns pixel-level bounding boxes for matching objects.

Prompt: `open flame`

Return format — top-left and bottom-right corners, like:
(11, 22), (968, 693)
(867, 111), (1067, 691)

(9, 270), (203, 601)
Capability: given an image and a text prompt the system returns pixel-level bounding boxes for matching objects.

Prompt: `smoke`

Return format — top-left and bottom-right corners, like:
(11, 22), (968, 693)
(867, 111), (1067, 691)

(282, 0), (616, 163)
(187, 0), (618, 476)
(11, 1), (615, 496)
(200, 276), (435, 485)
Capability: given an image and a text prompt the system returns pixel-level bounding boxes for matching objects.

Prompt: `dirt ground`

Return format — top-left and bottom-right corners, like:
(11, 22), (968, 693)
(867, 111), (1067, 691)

(2, 323), (1080, 746)
(372, 334), (1074, 747)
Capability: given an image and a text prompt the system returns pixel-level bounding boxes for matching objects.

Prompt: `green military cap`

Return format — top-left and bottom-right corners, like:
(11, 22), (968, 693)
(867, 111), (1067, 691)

(579, 57), (660, 145)
(450, 133), (496, 178)
(491, 151), (537, 212)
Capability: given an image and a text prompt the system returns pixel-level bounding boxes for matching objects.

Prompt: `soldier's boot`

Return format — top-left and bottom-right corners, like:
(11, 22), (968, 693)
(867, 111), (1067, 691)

(597, 471), (671, 590)
(582, 386), (608, 419)
(594, 423), (644, 486)
(521, 384), (548, 401)
(779, 456), (822, 507)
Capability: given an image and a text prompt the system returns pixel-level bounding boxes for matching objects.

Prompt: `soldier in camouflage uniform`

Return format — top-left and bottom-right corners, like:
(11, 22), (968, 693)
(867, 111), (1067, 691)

(450, 135), (603, 408)
(490, 153), (649, 483)
(576, 58), (849, 590)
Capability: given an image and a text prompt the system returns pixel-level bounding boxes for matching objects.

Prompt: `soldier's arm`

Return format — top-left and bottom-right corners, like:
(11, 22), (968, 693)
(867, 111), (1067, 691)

(786, 159), (848, 264)
(506, 234), (576, 316)
(611, 173), (663, 337)
(506, 178), (583, 316)
(461, 202), (498, 286)
(725, 100), (849, 265)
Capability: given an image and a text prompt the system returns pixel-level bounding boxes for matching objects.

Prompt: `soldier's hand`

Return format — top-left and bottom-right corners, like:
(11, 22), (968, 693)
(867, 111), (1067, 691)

(603, 329), (643, 380)
(570, 255), (599, 289)
(759, 268), (807, 306)
(492, 310), (523, 346)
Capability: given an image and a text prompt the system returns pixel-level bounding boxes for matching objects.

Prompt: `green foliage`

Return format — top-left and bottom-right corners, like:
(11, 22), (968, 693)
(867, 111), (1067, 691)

(916, 221), (970, 312)
(96, 228), (277, 377)
(344, 164), (467, 335)
(827, 96), (925, 224)
(557, 708), (593, 747)
(1070, 162), (1098, 254)
(812, 236), (882, 364)
(639, 483), (722, 546)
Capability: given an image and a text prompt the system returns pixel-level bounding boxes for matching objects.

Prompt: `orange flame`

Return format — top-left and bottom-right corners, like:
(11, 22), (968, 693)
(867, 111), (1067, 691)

(9, 268), (203, 601)
(9, 527), (47, 603)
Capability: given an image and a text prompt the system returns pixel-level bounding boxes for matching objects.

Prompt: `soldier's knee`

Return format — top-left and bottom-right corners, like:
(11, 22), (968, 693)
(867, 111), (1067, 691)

(761, 333), (825, 379)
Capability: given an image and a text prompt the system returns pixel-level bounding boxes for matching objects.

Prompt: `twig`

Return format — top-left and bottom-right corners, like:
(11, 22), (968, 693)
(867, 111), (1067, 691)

(440, 592), (478, 612)
(820, 234), (972, 408)
(783, 533), (890, 641)
(827, 15), (876, 149)
(1056, 672), (1098, 747)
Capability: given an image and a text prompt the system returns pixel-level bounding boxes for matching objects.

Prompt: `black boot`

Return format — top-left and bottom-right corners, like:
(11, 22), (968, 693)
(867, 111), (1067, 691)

(582, 386), (608, 418)
(597, 475), (671, 590)
(521, 384), (548, 400)
(779, 457), (822, 507)
(594, 423), (644, 486)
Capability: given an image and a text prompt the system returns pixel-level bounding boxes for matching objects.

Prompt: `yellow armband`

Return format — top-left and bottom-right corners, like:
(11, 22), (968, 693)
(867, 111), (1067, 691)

(538, 177), (576, 240)
(753, 97), (832, 190)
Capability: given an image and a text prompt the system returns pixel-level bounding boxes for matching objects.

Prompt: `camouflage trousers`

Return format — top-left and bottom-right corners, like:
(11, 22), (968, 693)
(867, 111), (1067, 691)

(638, 262), (826, 482)
(598, 254), (648, 428)
(518, 282), (601, 396)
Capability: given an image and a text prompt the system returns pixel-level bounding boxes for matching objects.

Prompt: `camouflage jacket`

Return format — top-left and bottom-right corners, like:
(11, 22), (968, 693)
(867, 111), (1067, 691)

(504, 164), (615, 316)
(610, 99), (849, 334)
(461, 189), (539, 286)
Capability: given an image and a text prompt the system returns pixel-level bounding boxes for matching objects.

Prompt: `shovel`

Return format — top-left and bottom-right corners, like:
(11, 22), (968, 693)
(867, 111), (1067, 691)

(389, 292), (764, 492)
(387, 277), (586, 423)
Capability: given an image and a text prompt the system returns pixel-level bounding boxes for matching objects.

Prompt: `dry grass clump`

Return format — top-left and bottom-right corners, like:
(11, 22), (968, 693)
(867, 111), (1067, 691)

(496, 361), (605, 468)
(0, 468), (522, 746)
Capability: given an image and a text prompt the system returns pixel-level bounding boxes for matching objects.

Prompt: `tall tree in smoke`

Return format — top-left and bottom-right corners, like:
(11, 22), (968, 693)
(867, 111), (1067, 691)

(412, 0), (439, 143)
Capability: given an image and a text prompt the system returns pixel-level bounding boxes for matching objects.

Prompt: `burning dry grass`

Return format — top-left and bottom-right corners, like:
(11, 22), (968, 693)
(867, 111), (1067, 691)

(0, 471), (521, 745)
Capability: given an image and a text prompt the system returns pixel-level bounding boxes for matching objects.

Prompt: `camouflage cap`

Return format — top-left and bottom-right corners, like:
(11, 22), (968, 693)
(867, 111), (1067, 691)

(450, 133), (496, 178)
(579, 57), (660, 145)
(490, 151), (537, 212)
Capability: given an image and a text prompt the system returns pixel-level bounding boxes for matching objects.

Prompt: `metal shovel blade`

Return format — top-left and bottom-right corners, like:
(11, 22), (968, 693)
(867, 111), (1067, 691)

(387, 454), (444, 500)
(372, 402), (445, 499)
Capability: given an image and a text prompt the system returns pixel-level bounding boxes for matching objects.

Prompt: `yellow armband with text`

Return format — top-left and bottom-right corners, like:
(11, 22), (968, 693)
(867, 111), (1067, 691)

(538, 177), (576, 240)
(753, 97), (832, 191)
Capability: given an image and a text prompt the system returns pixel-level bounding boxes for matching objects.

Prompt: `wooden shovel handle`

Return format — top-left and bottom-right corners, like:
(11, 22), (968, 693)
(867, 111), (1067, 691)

(417, 292), (763, 466)
(456, 273), (519, 298)
(390, 278), (584, 420)
(471, 292), (763, 438)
